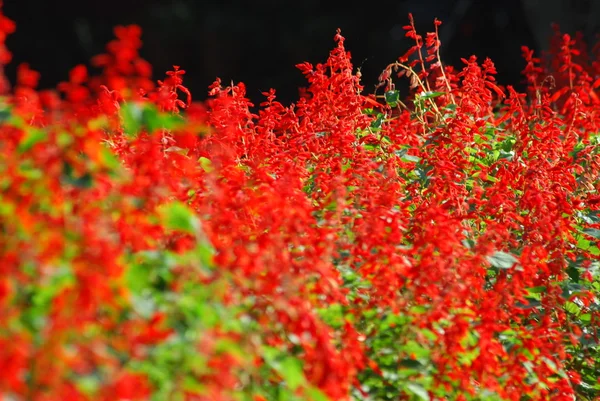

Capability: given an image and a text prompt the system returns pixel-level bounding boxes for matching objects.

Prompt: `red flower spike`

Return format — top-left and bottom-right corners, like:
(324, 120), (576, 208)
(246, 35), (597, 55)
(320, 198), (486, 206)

(0, 9), (598, 401)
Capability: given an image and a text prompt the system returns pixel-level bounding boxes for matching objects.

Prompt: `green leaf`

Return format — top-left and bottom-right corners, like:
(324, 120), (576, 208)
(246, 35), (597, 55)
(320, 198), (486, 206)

(18, 162), (43, 180)
(182, 376), (205, 393)
(579, 210), (600, 224)
(589, 246), (600, 256)
(564, 301), (581, 315)
(120, 102), (143, 136)
(385, 90), (400, 107)
(577, 236), (600, 255)
(342, 161), (352, 173)
(405, 383), (430, 401)
(76, 375), (101, 396)
(158, 201), (199, 235)
(418, 91), (444, 100)
(402, 340), (430, 359)
(196, 242), (214, 269)
(125, 262), (152, 294)
(33, 266), (74, 307)
(198, 157), (214, 173)
(88, 115), (109, 131)
(279, 357), (305, 390)
(515, 299), (541, 309)
(399, 359), (424, 370)
(306, 387), (330, 401)
(120, 102), (184, 136)
(401, 154), (421, 163)
(577, 236), (592, 250)
(370, 113), (385, 130)
(164, 146), (188, 156)
(62, 162), (94, 189)
(143, 106), (184, 133)
(583, 228), (600, 239)
(18, 129), (47, 153)
(527, 286), (546, 294)
(566, 263), (581, 282)
(57, 132), (73, 147)
(562, 282), (584, 298)
(0, 107), (10, 124)
(99, 147), (121, 171)
(487, 251), (518, 270)
(362, 108), (376, 115)
(262, 346), (307, 391)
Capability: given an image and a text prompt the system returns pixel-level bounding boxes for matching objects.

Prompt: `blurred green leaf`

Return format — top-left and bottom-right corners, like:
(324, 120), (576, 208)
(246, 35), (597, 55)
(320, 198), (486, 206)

(406, 383), (430, 401)
(198, 157), (214, 173)
(487, 251), (518, 270)
(401, 154), (421, 163)
(306, 388), (330, 401)
(121, 102), (143, 136)
(279, 357), (305, 390)
(120, 102), (183, 136)
(0, 107), (10, 123)
(158, 201), (199, 235)
(62, 162), (93, 189)
(18, 128), (47, 153)
(99, 147), (121, 171)
(262, 346), (307, 391)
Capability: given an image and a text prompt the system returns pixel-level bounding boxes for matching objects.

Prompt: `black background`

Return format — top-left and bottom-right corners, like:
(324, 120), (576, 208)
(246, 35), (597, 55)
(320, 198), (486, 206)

(3, 0), (600, 104)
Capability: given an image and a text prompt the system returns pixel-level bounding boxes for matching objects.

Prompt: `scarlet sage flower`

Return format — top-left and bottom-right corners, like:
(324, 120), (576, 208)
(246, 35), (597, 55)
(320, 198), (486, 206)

(0, 5), (599, 401)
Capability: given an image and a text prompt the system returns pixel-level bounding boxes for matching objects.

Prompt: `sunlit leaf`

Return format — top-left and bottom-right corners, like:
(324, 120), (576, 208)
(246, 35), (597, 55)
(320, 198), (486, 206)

(158, 201), (199, 235)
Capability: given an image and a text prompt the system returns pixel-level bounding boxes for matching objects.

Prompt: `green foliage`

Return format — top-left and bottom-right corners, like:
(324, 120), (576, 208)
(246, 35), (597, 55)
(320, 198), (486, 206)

(120, 102), (184, 136)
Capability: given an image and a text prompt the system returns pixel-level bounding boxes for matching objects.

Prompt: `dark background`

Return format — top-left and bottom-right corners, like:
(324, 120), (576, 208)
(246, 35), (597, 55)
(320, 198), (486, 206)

(3, 0), (600, 104)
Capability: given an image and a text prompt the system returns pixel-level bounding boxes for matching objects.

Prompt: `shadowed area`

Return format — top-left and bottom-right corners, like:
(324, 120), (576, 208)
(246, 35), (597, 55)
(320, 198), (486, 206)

(4, 0), (599, 103)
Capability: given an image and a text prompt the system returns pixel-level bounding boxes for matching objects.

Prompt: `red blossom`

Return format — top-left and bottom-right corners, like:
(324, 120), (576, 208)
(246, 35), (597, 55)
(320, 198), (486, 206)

(0, 6), (599, 401)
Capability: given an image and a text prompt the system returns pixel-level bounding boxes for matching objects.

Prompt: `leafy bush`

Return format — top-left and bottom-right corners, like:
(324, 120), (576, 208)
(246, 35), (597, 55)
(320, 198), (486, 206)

(0, 6), (599, 401)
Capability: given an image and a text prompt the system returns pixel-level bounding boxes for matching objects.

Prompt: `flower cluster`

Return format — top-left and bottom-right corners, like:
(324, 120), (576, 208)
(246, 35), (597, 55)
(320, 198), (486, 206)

(0, 5), (599, 401)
